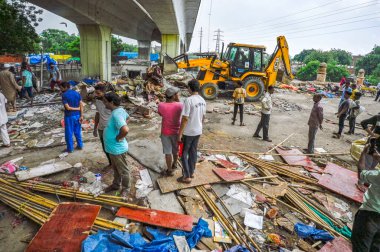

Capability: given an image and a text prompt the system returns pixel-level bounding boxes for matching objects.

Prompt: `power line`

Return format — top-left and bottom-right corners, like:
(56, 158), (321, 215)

(207, 0), (213, 53)
(237, 15), (380, 41)
(228, 0), (378, 34)
(213, 29), (224, 53)
(224, 0), (344, 32)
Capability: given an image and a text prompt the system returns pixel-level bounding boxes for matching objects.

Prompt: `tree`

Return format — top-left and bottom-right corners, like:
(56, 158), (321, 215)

(296, 60), (348, 81)
(330, 49), (352, 65)
(293, 49), (317, 62)
(304, 50), (333, 64)
(0, 0), (43, 54)
(355, 45), (380, 75)
(111, 35), (125, 56)
(40, 29), (78, 54)
(123, 43), (138, 52)
(65, 36), (80, 57)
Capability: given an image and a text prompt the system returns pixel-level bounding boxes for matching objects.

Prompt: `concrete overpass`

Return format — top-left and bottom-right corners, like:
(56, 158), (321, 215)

(28, 0), (201, 80)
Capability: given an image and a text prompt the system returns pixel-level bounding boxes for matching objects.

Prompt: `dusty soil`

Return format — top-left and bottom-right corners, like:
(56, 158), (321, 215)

(0, 90), (378, 250)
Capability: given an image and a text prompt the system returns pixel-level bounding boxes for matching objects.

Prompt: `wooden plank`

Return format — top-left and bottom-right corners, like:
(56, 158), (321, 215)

(15, 161), (72, 181)
(157, 161), (221, 193)
(212, 158), (239, 169)
(213, 167), (246, 181)
(26, 203), (100, 252)
(318, 162), (364, 203)
(116, 207), (194, 231)
(318, 237), (352, 252)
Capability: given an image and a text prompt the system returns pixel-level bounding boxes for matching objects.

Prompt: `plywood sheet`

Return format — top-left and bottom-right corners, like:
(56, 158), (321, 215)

(318, 237), (352, 252)
(157, 161), (221, 193)
(213, 168), (246, 181)
(116, 207), (194, 231)
(212, 158), (239, 169)
(26, 203), (100, 252)
(318, 162), (364, 203)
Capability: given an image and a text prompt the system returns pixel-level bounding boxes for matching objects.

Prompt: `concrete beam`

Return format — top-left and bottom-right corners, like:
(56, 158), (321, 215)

(78, 24), (112, 81)
(138, 40), (151, 60)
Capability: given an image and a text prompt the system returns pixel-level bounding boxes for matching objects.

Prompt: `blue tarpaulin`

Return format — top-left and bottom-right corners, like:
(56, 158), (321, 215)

(118, 52), (159, 61)
(294, 223), (334, 241)
(28, 54), (57, 66)
(82, 218), (212, 252)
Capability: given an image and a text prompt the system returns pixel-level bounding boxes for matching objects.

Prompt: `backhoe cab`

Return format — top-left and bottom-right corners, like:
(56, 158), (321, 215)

(164, 36), (294, 102)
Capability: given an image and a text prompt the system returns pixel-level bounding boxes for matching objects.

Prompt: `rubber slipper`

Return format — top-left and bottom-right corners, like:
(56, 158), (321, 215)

(176, 177), (192, 184)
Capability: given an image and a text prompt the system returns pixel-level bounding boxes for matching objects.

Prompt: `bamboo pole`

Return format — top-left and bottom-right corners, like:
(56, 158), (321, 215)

(265, 133), (295, 154)
(199, 149), (350, 156)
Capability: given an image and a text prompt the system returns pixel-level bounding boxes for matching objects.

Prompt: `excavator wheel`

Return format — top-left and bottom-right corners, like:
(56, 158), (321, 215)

(200, 83), (219, 100)
(243, 76), (264, 102)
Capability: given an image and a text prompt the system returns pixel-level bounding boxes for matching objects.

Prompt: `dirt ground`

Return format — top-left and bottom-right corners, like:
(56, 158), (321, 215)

(0, 90), (378, 250)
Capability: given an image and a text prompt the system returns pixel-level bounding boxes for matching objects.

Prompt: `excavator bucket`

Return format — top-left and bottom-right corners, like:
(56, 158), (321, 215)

(163, 54), (179, 75)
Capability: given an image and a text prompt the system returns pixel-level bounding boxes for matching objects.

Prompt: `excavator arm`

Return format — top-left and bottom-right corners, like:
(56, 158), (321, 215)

(265, 36), (294, 85)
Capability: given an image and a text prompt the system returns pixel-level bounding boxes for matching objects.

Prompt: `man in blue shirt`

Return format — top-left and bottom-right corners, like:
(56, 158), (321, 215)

(339, 81), (352, 107)
(102, 92), (130, 197)
(59, 82), (83, 153)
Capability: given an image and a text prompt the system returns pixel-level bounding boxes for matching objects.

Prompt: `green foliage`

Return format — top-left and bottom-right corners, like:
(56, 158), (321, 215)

(296, 60), (320, 81)
(326, 62), (349, 82)
(111, 36), (125, 56)
(355, 45), (380, 75)
(0, 0), (43, 53)
(330, 49), (352, 65)
(65, 36), (80, 57)
(123, 43), (138, 52)
(293, 49), (317, 62)
(40, 29), (78, 54)
(296, 60), (348, 81)
(304, 50), (333, 64)
(294, 48), (353, 65)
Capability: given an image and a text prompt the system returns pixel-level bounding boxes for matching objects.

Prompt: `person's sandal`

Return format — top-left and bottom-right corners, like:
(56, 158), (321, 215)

(165, 169), (175, 176)
(240, 123), (246, 126)
(1, 144), (11, 148)
(177, 176), (192, 184)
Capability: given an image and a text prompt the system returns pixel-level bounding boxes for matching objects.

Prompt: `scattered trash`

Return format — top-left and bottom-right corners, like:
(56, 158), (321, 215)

(244, 211), (263, 229)
(294, 223), (334, 241)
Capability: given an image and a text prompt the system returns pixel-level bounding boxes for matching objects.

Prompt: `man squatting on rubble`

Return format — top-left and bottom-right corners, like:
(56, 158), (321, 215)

(307, 94), (323, 154)
(102, 92), (131, 197)
(93, 84), (112, 168)
(158, 87), (183, 176)
(253, 85), (274, 142)
(0, 91), (10, 147)
(59, 82), (84, 153)
(178, 79), (206, 184)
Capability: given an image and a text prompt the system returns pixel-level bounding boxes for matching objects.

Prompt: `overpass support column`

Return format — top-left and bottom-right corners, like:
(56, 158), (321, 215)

(77, 24), (112, 81)
(138, 40), (151, 60)
(161, 34), (180, 59)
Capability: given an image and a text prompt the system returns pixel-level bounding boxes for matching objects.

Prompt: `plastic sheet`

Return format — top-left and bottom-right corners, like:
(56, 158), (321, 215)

(225, 245), (252, 252)
(82, 218), (212, 252)
(294, 223), (334, 241)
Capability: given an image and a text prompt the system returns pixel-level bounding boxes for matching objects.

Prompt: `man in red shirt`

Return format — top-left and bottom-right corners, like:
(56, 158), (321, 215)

(158, 87), (183, 176)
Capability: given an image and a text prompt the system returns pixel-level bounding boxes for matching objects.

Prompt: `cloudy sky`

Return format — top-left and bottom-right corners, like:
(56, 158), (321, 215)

(35, 0), (380, 56)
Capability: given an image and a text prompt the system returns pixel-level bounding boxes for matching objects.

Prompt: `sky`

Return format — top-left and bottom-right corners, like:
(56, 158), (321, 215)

(34, 0), (380, 56)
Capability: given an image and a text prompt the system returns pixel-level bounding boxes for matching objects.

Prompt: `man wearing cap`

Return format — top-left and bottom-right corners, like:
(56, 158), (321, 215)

(158, 87), (183, 176)
(0, 64), (22, 112)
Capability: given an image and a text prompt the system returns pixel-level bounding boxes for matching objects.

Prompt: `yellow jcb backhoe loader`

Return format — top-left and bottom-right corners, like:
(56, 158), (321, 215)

(163, 36), (294, 102)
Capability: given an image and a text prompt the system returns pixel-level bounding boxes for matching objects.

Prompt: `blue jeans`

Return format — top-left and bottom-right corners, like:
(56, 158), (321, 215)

(21, 87), (33, 98)
(64, 115), (83, 152)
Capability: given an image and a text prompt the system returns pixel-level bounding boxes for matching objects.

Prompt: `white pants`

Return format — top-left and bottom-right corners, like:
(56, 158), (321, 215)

(0, 124), (10, 145)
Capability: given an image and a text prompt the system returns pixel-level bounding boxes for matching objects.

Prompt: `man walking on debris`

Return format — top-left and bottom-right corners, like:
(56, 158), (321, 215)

(178, 79), (206, 184)
(231, 80), (247, 126)
(307, 94), (323, 154)
(59, 82), (83, 153)
(21, 62), (34, 106)
(0, 64), (22, 112)
(253, 85), (274, 142)
(333, 90), (352, 139)
(0, 91), (10, 147)
(158, 87), (183, 176)
(352, 143), (380, 252)
(346, 92), (362, 135)
(48, 62), (61, 92)
(93, 84), (112, 168)
(102, 92), (131, 197)
(339, 81), (352, 107)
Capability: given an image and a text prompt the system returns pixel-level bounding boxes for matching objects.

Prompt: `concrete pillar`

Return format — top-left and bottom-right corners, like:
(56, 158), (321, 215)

(77, 24), (112, 81)
(138, 40), (151, 60)
(161, 34), (180, 59)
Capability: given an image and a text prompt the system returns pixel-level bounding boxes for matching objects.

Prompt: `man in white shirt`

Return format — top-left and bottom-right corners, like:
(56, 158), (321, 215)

(0, 91), (10, 147)
(253, 85), (274, 142)
(178, 79), (206, 183)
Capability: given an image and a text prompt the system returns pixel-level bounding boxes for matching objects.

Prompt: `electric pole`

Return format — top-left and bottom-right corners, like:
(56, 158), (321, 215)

(213, 29), (224, 53)
(199, 27), (203, 53)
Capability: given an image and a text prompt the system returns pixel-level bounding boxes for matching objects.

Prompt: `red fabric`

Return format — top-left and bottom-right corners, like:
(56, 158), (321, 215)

(158, 102), (183, 135)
